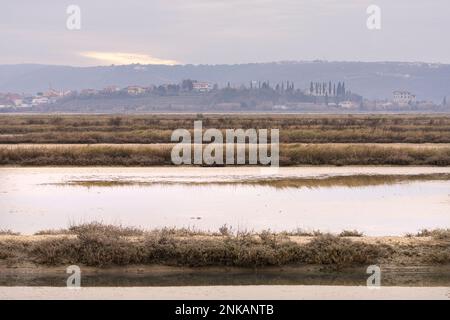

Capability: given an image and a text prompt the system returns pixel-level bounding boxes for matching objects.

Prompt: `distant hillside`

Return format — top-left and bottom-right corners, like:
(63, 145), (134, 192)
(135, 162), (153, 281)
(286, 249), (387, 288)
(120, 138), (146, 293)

(1, 61), (449, 102)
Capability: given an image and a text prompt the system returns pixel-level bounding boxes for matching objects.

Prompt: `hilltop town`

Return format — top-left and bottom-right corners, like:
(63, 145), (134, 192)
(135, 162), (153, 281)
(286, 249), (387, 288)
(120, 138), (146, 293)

(0, 79), (447, 113)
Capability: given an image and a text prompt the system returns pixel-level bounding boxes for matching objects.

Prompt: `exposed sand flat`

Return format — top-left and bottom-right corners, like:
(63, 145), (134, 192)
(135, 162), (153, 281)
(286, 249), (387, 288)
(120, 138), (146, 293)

(1, 286), (449, 300)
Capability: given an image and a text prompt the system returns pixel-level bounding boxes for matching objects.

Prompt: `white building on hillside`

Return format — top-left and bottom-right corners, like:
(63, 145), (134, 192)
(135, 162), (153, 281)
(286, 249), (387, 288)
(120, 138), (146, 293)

(339, 101), (358, 109)
(193, 81), (212, 92)
(393, 91), (416, 105)
(126, 86), (146, 95)
(31, 96), (49, 106)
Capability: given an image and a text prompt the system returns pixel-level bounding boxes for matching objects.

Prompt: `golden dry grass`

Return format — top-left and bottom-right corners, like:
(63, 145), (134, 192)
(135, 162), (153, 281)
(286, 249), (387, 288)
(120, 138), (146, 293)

(1, 114), (450, 144)
(1, 143), (449, 166)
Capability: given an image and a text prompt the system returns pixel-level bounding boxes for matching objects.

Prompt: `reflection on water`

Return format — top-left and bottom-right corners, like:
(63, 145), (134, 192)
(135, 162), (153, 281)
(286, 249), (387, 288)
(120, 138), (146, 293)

(60, 173), (450, 189)
(1, 167), (449, 236)
(3, 266), (450, 287)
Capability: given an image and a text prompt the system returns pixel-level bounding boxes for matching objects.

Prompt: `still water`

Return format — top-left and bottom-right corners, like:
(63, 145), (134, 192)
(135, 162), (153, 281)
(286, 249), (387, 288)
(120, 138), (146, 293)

(1, 167), (449, 236)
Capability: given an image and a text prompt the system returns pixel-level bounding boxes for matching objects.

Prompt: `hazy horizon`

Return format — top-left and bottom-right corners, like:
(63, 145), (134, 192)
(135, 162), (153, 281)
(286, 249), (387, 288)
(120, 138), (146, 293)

(1, 59), (450, 68)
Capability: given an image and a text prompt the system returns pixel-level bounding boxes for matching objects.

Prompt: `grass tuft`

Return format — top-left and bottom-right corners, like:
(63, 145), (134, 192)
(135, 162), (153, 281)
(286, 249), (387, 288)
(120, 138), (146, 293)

(415, 229), (450, 240)
(339, 230), (364, 237)
(0, 230), (20, 236)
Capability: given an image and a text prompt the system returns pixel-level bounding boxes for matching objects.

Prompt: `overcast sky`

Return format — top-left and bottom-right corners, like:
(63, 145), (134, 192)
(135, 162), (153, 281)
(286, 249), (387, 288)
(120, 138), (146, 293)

(1, 0), (449, 66)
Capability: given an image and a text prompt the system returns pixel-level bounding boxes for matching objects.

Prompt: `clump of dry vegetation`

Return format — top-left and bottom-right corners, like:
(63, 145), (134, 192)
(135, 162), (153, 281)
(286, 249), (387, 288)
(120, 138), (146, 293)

(0, 241), (28, 260)
(422, 247), (450, 264)
(401, 229), (450, 264)
(34, 229), (72, 236)
(339, 230), (364, 237)
(282, 229), (323, 237)
(0, 229), (20, 236)
(415, 229), (450, 240)
(68, 222), (145, 237)
(303, 235), (383, 266)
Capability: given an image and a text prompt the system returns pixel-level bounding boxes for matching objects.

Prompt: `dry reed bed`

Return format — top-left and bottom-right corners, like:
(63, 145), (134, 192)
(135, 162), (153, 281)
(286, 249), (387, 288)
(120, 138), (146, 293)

(0, 223), (449, 269)
(1, 114), (450, 144)
(0, 143), (449, 166)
